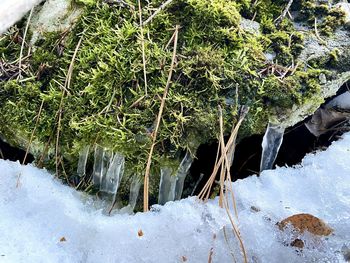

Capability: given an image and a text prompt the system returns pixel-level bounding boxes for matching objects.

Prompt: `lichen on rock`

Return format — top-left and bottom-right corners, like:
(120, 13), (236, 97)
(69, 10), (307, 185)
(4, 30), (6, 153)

(1, 0), (350, 207)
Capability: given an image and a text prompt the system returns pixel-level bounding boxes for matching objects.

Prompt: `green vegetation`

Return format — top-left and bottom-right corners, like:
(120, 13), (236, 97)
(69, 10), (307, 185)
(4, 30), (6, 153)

(0, 0), (343, 203)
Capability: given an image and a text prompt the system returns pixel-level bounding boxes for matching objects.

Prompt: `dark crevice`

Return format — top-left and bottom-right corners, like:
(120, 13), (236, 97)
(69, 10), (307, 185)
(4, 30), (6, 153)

(0, 139), (34, 164)
(185, 85), (350, 198)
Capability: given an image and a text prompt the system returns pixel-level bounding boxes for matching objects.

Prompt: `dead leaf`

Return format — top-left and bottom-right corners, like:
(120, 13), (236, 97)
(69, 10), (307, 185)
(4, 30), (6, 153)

(181, 255), (187, 262)
(290, 238), (304, 249)
(277, 213), (333, 236)
(138, 229), (144, 237)
(59, 237), (66, 242)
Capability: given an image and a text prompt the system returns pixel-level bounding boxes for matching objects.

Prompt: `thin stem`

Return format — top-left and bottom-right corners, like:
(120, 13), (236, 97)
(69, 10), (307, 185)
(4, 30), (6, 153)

(143, 0), (174, 26)
(18, 7), (34, 80)
(55, 35), (84, 177)
(138, 0), (148, 95)
(143, 25), (179, 212)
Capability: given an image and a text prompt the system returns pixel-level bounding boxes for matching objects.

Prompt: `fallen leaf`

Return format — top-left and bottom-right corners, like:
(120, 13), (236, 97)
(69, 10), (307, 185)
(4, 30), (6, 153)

(181, 256), (187, 262)
(59, 237), (66, 242)
(277, 213), (333, 236)
(290, 238), (304, 249)
(138, 229), (144, 237)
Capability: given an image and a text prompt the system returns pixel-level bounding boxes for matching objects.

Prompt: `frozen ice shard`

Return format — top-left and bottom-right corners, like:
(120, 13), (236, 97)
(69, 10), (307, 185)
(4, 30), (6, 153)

(128, 175), (141, 211)
(260, 122), (285, 172)
(158, 167), (177, 205)
(174, 152), (193, 200)
(100, 152), (125, 194)
(120, 175), (142, 213)
(77, 145), (90, 177)
(92, 145), (105, 187)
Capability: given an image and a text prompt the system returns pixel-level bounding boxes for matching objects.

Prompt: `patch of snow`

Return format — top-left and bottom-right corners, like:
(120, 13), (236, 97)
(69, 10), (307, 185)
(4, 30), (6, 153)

(327, 91), (350, 110)
(0, 0), (43, 34)
(1, 133), (350, 262)
(30, 0), (83, 44)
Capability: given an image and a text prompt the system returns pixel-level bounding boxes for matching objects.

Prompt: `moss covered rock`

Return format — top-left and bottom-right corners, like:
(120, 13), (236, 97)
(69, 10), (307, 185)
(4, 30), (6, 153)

(1, 0), (350, 206)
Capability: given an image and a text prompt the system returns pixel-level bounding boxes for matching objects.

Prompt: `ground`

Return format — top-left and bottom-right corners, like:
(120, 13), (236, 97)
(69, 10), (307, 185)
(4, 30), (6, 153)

(0, 132), (349, 262)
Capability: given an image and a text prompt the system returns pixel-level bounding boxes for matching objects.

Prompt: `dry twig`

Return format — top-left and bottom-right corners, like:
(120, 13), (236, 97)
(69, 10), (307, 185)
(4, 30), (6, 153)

(275, 0), (294, 25)
(143, 25), (179, 212)
(143, 0), (174, 26)
(22, 99), (45, 165)
(18, 7), (34, 80)
(55, 35), (84, 177)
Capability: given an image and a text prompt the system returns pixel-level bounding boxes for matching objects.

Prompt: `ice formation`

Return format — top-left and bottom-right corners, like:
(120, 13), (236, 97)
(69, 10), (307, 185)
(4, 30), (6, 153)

(0, 133), (350, 262)
(260, 122), (285, 172)
(76, 145), (90, 177)
(101, 152), (124, 194)
(92, 145), (125, 195)
(158, 152), (193, 205)
(174, 152), (193, 200)
(120, 175), (142, 214)
(158, 166), (177, 205)
(92, 145), (106, 187)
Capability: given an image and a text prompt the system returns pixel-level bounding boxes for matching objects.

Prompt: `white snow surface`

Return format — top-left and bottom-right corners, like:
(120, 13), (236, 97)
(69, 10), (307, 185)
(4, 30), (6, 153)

(0, 0), (43, 34)
(327, 91), (350, 109)
(1, 134), (350, 263)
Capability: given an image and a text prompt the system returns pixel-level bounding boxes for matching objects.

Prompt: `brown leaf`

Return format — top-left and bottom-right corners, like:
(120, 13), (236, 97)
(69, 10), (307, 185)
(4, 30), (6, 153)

(181, 256), (187, 262)
(138, 229), (144, 237)
(59, 237), (66, 242)
(278, 213), (333, 236)
(290, 238), (304, 249)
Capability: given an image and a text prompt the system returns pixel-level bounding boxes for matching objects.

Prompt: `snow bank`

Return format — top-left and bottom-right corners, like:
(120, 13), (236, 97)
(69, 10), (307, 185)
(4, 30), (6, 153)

(0, 0), (43, 34)
(1, 133), (350, 263)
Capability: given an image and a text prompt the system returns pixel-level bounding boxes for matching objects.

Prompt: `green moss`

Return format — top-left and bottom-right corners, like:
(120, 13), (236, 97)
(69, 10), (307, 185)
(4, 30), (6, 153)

(298, 0), (346, 36)
(0, 0), (335, 204)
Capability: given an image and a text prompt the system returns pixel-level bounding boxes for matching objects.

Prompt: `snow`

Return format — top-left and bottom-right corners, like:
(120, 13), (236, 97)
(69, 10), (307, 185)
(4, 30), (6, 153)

(1, 133), (350, 263)
(0, 0), (43, 34)
(327, 91), (350, 110)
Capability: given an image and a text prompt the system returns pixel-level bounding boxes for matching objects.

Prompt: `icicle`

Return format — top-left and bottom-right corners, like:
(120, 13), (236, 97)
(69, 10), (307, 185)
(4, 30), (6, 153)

(191, 173), (204, 196)
(260, 122), (285, 172)
(174, 152), (193, 200)
(92, 145), (105, 187)
(158, 167), (177, 205)
(100, 152), (125, 194)
(77, 145), (90, 177)
(120, 175), (142, 214)
(128, 175), (141, 211)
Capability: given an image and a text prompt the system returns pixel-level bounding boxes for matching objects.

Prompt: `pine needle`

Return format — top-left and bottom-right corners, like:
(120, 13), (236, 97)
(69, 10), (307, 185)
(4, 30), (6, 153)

(143, 25), (179, 212)
(22, 99), (45, 166)
(17, 7), (34, 80)
(143, 0), (174, 26)
(198, 106), (249, 263)
(137, 0), (148, 95)
(55, 34), (84, 177)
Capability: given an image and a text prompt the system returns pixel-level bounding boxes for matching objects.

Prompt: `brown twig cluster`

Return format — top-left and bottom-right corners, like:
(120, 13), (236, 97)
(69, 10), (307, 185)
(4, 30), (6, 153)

(258, 60), (299, 82)
(198, 105), (249, 263)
